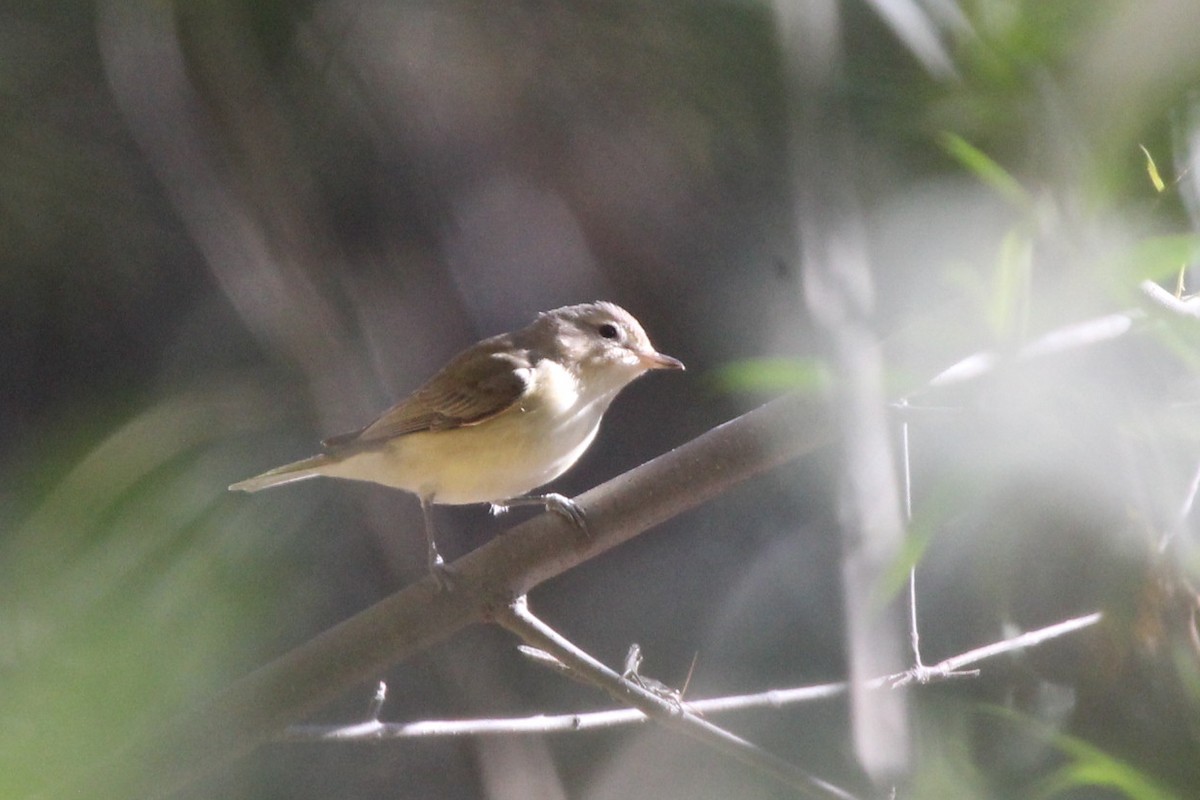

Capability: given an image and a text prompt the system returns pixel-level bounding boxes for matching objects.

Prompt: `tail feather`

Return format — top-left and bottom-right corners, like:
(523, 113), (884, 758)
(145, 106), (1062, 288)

(228, 453), (335, 493)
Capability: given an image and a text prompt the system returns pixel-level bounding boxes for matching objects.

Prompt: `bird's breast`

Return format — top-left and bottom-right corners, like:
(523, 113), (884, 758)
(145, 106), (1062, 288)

(345, 359), (616, 504)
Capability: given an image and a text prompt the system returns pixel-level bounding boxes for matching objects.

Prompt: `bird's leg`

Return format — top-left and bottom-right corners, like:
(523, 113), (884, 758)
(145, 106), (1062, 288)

(490, 492), (588, 534)
(420, 496), (453, 589)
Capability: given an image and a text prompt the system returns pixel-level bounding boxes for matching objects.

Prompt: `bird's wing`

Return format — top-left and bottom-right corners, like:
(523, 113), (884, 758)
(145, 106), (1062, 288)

(323, 345), (532, 449)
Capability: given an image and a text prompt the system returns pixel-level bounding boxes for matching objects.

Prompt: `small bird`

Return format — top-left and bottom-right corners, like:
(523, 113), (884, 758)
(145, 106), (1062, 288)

(230, 301), (683, 576)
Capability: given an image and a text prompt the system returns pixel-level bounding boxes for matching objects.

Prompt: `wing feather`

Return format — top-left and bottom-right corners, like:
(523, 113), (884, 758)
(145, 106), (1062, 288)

(322, 342), (532, 450)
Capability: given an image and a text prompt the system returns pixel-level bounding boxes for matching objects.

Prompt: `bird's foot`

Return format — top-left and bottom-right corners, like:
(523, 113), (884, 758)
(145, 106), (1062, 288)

(491, 493), (588, 535)
(429, 548), (456, 591)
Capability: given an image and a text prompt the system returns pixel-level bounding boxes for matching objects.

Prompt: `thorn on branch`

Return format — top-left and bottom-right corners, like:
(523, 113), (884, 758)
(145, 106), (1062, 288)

(621, 643), (644, 680)
(366, 681), (387, 722)
(620, 643), (700, 714)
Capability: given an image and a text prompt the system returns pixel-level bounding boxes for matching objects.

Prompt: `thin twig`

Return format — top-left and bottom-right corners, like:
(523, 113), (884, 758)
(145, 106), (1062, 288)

(283, 610), (1103, 741)
(886, 611), (1103, 687)
(898, 407), (927, 674)
(495, 596), (861, 800)
(284, 707), (649, 740)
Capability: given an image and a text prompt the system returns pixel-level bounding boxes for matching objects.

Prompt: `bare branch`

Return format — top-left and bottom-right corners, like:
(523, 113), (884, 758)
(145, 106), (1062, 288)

(283, 705), (649, 740)
(495, 597), (861, 800)
(925, 312), (1139, 389)
(774, 0), (911, 778)
(282, 610), (1104, 742)
(1140, 279), (1200, 320)
(886, 612), (1103, 687)
(53, 393), (832, 800)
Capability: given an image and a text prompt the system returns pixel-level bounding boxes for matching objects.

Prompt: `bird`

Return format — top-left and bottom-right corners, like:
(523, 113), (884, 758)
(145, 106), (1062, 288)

(229, 301), (684, 578)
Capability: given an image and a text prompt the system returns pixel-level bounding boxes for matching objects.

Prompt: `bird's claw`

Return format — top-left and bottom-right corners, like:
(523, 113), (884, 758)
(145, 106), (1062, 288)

(491, 493), (588, 535)
(539, 493), (588, 534)
(428, 547), (456, 591)
(430, 560), (456, 592)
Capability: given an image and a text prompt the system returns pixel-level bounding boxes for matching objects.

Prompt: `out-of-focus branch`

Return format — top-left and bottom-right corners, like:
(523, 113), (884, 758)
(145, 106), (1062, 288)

(96, 0), (375, 430)
(774, 0), (911, 784)
(1140, 279), (1200, 320)
(887, 611), (1104, 687)
(50, 393), (832, 800)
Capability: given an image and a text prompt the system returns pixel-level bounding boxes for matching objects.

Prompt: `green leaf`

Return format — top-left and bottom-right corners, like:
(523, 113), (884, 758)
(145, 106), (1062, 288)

(707, 357), (829, 394)
(874, 479), (964, 608)
(939, 132), (1032, 210)
(1140, 144), (1166, 193)
(989, 229), (1033, 343)
(983, 707), (1182, 800)
(1114, 234), (1200, 284)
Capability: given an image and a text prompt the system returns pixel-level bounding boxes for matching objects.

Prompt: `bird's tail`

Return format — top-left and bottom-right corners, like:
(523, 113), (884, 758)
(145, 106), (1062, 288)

(228, 453), (336, 493)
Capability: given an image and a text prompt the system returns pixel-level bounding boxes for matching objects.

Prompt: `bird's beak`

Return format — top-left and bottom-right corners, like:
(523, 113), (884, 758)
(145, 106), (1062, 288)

(640, 351), (685, 371)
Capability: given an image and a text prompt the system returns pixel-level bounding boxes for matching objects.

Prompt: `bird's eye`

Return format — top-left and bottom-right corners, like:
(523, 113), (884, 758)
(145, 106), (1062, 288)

(597, 323), (620, 340)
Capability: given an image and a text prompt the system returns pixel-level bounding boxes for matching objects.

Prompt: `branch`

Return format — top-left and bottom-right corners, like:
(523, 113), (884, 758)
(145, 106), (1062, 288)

(1140, 279), (1200, 320)
(283, 704), (650, 740)
(911, 281), (1200, 394)
(922, 312), (1140, 389)
(59, 294), (1166, 800)
(283, 611), (1104, 741)
(495, 597), (861, 800)
(53, 393), (832, 800)
(885, 611), (1103, 687)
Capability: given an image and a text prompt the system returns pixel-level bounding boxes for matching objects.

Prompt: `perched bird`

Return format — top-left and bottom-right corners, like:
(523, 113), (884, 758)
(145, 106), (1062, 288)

(230, 301), (683, 576)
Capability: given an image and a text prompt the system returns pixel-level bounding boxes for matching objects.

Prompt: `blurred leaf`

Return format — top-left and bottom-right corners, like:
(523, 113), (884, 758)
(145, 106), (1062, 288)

(1037, 763), (1178, 800)
(939, 132), (1032, 210)
(875, 515), (935, 611)
(910, 700), (992, 799)
(0, 385), (299, 799)
(707, 357), (829, 395)
(989, 229), (1033, 344)
(1113, 235), (1200, 285)
(1035, 737), (1181, 800)
(875, 478), (964, 608)
(984, 707), (1181, 800)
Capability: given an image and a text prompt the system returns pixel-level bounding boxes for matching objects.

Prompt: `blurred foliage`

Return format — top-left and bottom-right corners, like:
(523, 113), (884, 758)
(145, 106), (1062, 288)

(939, 132), (1033, 211)
(988, 708), (1182, 800)
(5, 0), (1200, 798)
(0, 387), (316, 797)
(707, 356), (829, 395)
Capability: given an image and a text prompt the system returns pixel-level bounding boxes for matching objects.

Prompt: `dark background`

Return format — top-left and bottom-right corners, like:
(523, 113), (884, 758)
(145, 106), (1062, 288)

(5, 1), (1200, 798)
